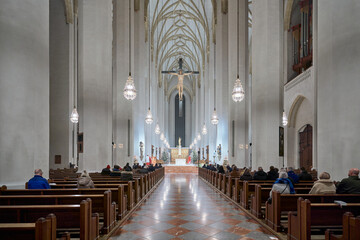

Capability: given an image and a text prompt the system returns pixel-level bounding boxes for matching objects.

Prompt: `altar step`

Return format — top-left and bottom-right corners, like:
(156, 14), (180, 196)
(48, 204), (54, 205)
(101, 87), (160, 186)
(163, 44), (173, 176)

(164, 165), (198, 174)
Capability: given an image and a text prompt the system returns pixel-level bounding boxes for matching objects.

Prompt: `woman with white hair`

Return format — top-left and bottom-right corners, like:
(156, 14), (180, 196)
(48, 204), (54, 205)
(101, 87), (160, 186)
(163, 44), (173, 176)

(269, 171), (295, 198)
(77, 170), (95, 189)
(309, 172), (336, 194)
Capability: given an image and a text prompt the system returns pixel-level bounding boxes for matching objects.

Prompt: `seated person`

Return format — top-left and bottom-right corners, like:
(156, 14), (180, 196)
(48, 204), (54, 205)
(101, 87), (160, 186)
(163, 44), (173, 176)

(226, 165), (233, 173)
(298, 167), (313, 181)
(77, 170), (95, 189)
(267, 166), (279, 180)
(269, 171), (295, 198)
(110, 165), (122, 176)
(230, 166), (240, 177)
(159, 163), (163, 168)
(309, 172), (335, 194)
(218, 165), (225, 174)
(155, 163), (160, 169)
(253, 167), (267, 180)
(123, 163), (132, 172)
(101, 165), (111, 175)
(28, 169), (50, 189)
(287, 167), (299, 184)
(133, 158), (140, 169)
(240, 168), (253, 180)
(336, 168), (360, 194)
(148, 164), (155, 172)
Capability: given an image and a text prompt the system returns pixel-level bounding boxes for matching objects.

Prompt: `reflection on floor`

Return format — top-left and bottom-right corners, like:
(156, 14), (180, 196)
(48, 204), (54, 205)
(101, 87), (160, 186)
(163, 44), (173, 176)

(110, 173), (276, 240)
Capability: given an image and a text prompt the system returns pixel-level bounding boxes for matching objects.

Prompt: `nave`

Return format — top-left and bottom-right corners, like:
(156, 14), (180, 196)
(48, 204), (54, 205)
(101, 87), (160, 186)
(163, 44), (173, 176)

(110, 174), (275, 240)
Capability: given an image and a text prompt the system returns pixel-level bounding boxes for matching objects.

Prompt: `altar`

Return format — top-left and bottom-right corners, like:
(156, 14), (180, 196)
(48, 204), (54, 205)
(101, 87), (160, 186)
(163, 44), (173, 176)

(170, 147), (190, 164)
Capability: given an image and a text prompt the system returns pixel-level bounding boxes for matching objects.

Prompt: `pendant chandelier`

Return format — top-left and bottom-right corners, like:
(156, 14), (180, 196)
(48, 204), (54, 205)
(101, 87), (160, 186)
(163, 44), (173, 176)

(123, 0), (137, 100)
(145, 108), (153, 124)
(194, 138), (197, 144)
(70, 107), (79, 123)
(154, 122), (160, 134)
(197, 133), (201, 141)
(282, 110), (288, 126)
(202, 123), (207, 135)
(144, 2), (153, 124)
(211, 42), (219, 125)
(232, 0), (245, 103)
(160, 132), (165, 141)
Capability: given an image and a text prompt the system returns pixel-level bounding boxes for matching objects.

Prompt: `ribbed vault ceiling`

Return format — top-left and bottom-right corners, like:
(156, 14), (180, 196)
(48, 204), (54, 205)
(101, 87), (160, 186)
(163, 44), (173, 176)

(147, 0), (213, 95)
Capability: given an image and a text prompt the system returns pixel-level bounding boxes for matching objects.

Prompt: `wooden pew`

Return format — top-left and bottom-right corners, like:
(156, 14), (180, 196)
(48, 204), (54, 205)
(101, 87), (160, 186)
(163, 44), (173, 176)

(0, 214), (67, 240)
(240, 181), (312, 209)
(0, 199), (99, 240)
(46, 180), (139, 206)
(0, 186), (127, 220)
(0, 190), (116, 234)
(287, 198), (360, 240)
(325, 212), (360, 240)
(265, 191), (360, 232)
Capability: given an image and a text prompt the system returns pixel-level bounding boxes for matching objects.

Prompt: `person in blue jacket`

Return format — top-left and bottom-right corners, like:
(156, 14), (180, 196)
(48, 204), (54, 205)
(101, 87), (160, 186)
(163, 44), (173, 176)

(28, 169), (50, 189)
(287, 167), (299, 184)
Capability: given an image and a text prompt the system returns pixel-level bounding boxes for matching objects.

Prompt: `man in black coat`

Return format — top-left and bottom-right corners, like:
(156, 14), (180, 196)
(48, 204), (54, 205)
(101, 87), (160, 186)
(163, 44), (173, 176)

(298, 167), (313, 181)
(267, 166), (279, 180)
(253, 167), (268, 180)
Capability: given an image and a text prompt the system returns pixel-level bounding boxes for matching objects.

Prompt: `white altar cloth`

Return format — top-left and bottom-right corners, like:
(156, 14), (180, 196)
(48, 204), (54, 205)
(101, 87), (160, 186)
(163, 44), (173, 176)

(175, 159), (187, 165)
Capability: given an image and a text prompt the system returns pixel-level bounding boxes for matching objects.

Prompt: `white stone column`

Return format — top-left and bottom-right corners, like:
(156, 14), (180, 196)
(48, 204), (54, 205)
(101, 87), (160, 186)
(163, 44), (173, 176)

(227, 0), (248, 167)
(252, 0), (283, 169)
(317, 0), (360, 180)
(0, 0), (49, 185)
(216, 2), (229, 164)
(78, 0), (113, 171)
(49, 0), (72, 170)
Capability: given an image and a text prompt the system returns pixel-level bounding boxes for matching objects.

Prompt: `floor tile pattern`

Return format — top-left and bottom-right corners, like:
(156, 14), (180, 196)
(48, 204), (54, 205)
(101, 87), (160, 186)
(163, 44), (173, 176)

(110, 173), (276, 240)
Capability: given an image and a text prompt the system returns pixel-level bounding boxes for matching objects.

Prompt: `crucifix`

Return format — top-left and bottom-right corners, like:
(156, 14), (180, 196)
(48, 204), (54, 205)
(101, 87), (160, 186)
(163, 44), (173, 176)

(162, 58), (199, 101)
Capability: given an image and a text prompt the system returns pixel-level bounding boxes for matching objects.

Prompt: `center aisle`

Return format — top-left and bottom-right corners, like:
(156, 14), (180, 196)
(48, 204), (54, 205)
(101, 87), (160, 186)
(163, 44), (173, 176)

(110, 173), (276, 240)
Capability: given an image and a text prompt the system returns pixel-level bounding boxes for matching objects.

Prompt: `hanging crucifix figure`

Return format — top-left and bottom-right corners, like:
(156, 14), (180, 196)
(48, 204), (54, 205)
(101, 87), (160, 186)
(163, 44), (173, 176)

(162, 58), (199, 101)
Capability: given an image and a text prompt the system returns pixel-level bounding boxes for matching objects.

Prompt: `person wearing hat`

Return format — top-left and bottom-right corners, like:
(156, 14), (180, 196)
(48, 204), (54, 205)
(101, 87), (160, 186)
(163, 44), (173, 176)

(101, 165), (111, 175)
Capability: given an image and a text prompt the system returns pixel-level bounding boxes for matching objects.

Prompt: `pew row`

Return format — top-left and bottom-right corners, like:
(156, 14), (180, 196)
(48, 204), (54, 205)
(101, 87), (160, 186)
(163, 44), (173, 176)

(266, 191), (360, 232)
(0, 190), (116, 234)
(0, 214), (70, 240)
(0, 199), (99, 240)
(0, 187), (128, 220)
(325, 212), (360, 240)
(287, 198), (360, 240)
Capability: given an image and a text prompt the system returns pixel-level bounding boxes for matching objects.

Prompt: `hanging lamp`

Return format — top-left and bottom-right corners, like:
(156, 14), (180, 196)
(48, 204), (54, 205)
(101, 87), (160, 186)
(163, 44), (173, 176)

(123, 0), (137, 100)
(70, 107), (79, 123)
(197, 133), (201, 141)
(155, 122), (160, 134)
(145, 2), (153, 124)
(232, 0), (245, 103)
(160, 132), (165, 141)
(211, 43), (219, 125)
(282, 110), (288, 126)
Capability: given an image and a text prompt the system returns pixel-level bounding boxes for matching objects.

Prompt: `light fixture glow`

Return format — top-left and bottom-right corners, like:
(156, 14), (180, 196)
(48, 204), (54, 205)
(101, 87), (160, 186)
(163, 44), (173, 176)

(282, 111), (288, 126)
(197, 133), (201, 141)
(145, 108), (153, 124)
(123, 74), (137, 100)
(232, 75), (245, 102)
(70, 107), (79, 123)
(160, 132), (165, 141)
(202, 123), (207, 135)
(211, 108), (219, 125)
(194, 138), (197, 144)
(155, 122), (160, 134)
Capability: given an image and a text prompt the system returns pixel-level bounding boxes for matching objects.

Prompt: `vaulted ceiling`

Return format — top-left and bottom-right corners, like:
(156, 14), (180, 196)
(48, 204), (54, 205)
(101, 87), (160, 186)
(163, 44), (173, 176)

(146, 0), (214, 99)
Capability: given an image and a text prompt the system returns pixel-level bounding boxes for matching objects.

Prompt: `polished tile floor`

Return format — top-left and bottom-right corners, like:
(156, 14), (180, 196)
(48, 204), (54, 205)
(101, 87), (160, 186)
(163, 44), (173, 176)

(110, 174), (276, 240)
